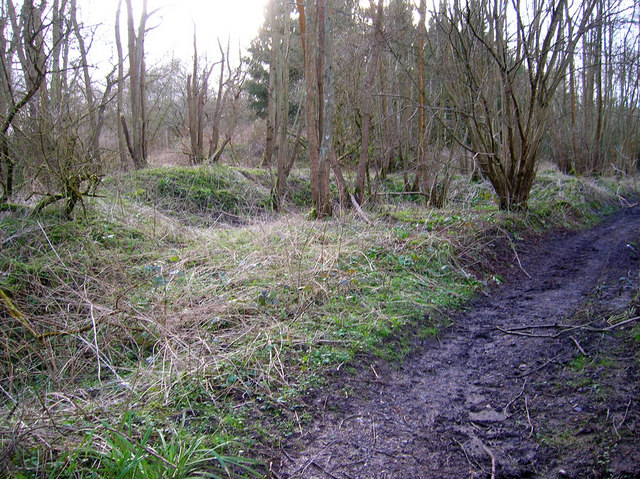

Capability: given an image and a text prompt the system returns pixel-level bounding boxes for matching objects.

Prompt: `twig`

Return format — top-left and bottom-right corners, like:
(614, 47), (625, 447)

(502, 323), (579, 331)
(616, 194), (638, 207)
(525, 397), (534, 438)
(280, 445), (296, 463)
(294, 410), (303, 436)
(376, 191), (428, 196)
(496, 324), (592, 338)
(570, 336), (588, 356)
(373, 449), (396, 458)
(371, 417), (377, 444)
(613, 399), (632, 438)
(0, 382), (17, 410)
(497, 326), (559, 338)
(603, 316), (640, 331)
(339, 415), (361, 428)
(37, 221), (64, 264)
(513, 246), (531, 279)
(503, 379), (527, 417)
(499, 317), (636, 336)
(501, 227), (531, 279)
(480, 441), (497, 479)
(31, 387), (65, 437)
(269, 468), (283, 479)
(0, 288), (43, 343)
(370, 364), (379, 379)
(88, 296), (102, 384)
(349, 194), (371, 224)
(453, 437), (480, 472)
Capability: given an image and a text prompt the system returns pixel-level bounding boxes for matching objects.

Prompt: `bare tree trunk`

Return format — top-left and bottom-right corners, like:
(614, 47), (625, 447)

(1, 0), (47, 201)
(594, 1), (604, 172)
(621, 11), (639, 174)
(355, 0), (383, 205)
(124, 0), (149, 169)
(416, 0), (428, 202)
(297, 0), (321, 212)
(581, 4), (595, 174)
(316, 0), (333, 217)
(275, 3), (290, 191)
(50, 0), (66, 109)
(0, 80), (43, 201)
(379, 60), (392, 180)
(273, 0), (294, 210)
(71, 0), (106, 162)
(115, 0), (128, 169)
(263, 1), (278, 169)
(567, 1), (578, 174)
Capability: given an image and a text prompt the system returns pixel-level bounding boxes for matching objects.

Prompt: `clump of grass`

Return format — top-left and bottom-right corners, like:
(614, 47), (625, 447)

(53, 417), (263, 479)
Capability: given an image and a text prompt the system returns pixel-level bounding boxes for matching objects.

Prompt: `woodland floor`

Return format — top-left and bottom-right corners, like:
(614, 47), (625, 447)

(273, 205), (640, 479)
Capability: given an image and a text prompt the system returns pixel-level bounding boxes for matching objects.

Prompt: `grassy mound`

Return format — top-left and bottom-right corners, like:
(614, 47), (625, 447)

(111, 165), (271, 225)
(0, 166), (636, 477)
(107, 165), (314, 227)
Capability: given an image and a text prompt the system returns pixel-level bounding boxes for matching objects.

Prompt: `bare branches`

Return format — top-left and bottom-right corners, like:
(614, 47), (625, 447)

(437, 0), (598, 210)
(186, 26), (213, 164)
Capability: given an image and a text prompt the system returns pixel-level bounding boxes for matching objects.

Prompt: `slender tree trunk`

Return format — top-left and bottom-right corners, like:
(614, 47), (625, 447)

(416, 0), (428, 203)
(125, 0), (148, 169)
(264, 1), (278, 169)
(71, 0), (105, 162)
(297, 0), (321, 211)
(115, 0), (128, 169)
(355, 0), (383, 205)
(380, 61), (392, 180)
(594, 1), (604, 172)
(274, 0), (292, 209)
(582, 6), (595, 173)
(316, 0), (333, 217)
(50, 0), (65, 110)
(568, 18), (578, 172)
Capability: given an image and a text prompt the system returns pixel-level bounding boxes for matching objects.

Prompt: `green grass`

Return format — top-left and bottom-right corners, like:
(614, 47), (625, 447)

(0, 164), (636, 477)
(48, 416), (263, 479)
(568, 354), (589, 372)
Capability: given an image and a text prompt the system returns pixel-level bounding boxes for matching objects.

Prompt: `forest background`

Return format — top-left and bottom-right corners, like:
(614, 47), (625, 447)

(0, 0), (639, 476)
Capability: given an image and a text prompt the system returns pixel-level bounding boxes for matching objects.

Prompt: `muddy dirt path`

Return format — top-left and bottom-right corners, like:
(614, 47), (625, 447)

(275, 206), (640, 479)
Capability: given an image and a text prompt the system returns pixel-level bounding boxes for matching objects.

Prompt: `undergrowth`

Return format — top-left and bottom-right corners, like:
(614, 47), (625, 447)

(0, 162), (636, 477)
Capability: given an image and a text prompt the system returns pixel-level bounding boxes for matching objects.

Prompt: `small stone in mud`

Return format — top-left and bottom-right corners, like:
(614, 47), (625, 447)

(469, 408), (506, 423)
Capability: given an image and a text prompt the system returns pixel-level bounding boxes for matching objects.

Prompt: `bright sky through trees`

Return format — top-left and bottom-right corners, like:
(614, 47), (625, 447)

(78, 0), (269, 67)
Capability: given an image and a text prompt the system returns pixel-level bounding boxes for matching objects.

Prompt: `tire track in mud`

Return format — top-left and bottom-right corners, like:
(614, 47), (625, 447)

(275, 206), (640, 479)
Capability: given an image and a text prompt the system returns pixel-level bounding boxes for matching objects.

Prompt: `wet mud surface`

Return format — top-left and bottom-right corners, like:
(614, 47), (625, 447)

(275, 206), (640, 478)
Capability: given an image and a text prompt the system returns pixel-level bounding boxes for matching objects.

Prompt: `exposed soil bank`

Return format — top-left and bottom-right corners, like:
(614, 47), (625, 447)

(275, 206), (640, 478)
